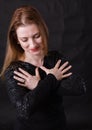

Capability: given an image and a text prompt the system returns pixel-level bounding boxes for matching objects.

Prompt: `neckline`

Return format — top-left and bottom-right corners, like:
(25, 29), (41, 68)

(17, 56), (47, 68)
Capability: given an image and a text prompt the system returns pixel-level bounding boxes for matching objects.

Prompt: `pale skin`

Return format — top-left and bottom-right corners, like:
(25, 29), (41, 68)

(13, 23), (72, 90)
(14, 60), (72, 90)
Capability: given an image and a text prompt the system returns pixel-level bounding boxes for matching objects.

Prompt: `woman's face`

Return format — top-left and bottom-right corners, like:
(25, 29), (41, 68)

(16, 23), (44, 56)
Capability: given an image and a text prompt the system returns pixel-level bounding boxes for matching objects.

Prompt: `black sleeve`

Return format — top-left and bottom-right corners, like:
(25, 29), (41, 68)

(5, 66), (57, 120)
(50, 51), (86, 96)
(57, 74), (86, 96)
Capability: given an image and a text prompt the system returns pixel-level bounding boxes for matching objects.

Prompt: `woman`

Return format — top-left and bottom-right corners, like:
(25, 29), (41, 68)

(1, 5), (86, 130)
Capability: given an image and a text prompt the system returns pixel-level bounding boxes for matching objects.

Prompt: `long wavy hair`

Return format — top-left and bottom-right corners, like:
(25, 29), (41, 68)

(1, 5), (49, 77)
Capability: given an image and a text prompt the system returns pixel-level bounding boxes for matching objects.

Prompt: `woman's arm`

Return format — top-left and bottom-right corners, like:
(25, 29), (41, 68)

(56, 74), (86, 96)
(40, 51), (86, 96)
(4, 66), (57, 120)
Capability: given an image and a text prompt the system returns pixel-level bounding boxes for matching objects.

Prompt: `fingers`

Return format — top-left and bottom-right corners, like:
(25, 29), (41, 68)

(14, 70), (27, 79)
(55, 60), (61, 68)
(62, 65), (72, 74)
(13, 75), (25, 82)
(62, 72), (72, 78)
(13, 75), (26, 87)
(55, 60), (71, 72)
(40, 66), (48, 72)
(17, 82), (26, 87)
(14, 68), (32, 78)
(35, 68), (40, 77)
(13, 68), (32, 86)
(18, 68), (31, 77)
(59, 61), (69, 70)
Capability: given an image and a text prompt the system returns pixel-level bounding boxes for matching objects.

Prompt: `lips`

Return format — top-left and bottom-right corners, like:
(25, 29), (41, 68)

(30, 46), (40, 52)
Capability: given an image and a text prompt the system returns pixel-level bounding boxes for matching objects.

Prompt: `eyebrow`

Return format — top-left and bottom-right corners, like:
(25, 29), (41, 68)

(18, 32), (40, 38)
(30, 31), (40, 36)
(18, 36), (28, 39)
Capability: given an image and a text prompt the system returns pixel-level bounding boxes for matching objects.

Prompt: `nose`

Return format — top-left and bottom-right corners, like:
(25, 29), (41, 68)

(29, 38), (36, 48)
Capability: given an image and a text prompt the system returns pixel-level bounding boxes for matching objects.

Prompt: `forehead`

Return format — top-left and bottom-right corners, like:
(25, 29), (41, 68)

(16, 24), (40, 37)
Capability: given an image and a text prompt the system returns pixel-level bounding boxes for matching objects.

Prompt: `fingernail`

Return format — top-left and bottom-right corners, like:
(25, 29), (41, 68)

(59, 59), (61, 62)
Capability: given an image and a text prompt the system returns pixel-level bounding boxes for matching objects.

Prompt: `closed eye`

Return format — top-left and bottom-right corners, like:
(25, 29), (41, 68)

(20, 38), (28, 42)
(33, 33), (41, 39)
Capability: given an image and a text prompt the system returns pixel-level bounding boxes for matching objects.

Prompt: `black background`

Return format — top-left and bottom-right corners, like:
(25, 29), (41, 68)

(0, 0), (92, 130)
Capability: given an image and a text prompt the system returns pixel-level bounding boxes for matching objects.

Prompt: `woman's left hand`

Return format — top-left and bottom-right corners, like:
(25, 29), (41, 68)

(40, 60), (72, 80)
(13, 67), (41, 90)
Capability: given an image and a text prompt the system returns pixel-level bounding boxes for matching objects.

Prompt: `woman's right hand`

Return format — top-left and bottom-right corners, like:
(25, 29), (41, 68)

(13, 67), (41, 90)
(40, 60), (72, 80)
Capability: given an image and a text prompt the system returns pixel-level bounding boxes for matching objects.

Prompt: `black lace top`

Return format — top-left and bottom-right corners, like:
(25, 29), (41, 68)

(5, 51), (86, 130)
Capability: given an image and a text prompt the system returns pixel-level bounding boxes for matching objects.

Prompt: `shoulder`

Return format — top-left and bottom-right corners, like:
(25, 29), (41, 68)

(48, 50), (63, 57)
(47, 50), (66, 63)
(47, 50), (62, 60)
(44, 50), (67, 68)
(4, 61), (35, 80)
(4, 61), (25, 79)
(4, 61), (23, 80)
(5, 61), (22, 72)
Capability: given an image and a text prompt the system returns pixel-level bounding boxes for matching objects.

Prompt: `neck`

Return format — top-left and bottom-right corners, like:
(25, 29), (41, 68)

(24, 52), (45, 67)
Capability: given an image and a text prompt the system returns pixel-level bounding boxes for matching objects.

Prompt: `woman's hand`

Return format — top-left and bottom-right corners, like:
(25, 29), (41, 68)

(13, 67), (41, 90)
(40, 60), (72, 80)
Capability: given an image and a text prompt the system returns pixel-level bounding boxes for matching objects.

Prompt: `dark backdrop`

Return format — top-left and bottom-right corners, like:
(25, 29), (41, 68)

(0, 0), (92, 130)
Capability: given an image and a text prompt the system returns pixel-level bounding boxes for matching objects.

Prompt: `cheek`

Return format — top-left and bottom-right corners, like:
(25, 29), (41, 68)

(36, 38), (43, 45)
(19, 43), (28, 49)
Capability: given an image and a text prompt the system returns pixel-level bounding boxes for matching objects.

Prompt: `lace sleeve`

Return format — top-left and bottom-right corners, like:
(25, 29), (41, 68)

(4, 64), (57, 120)
(57, 74), (86, 96)
(51, 51), (86, 96)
